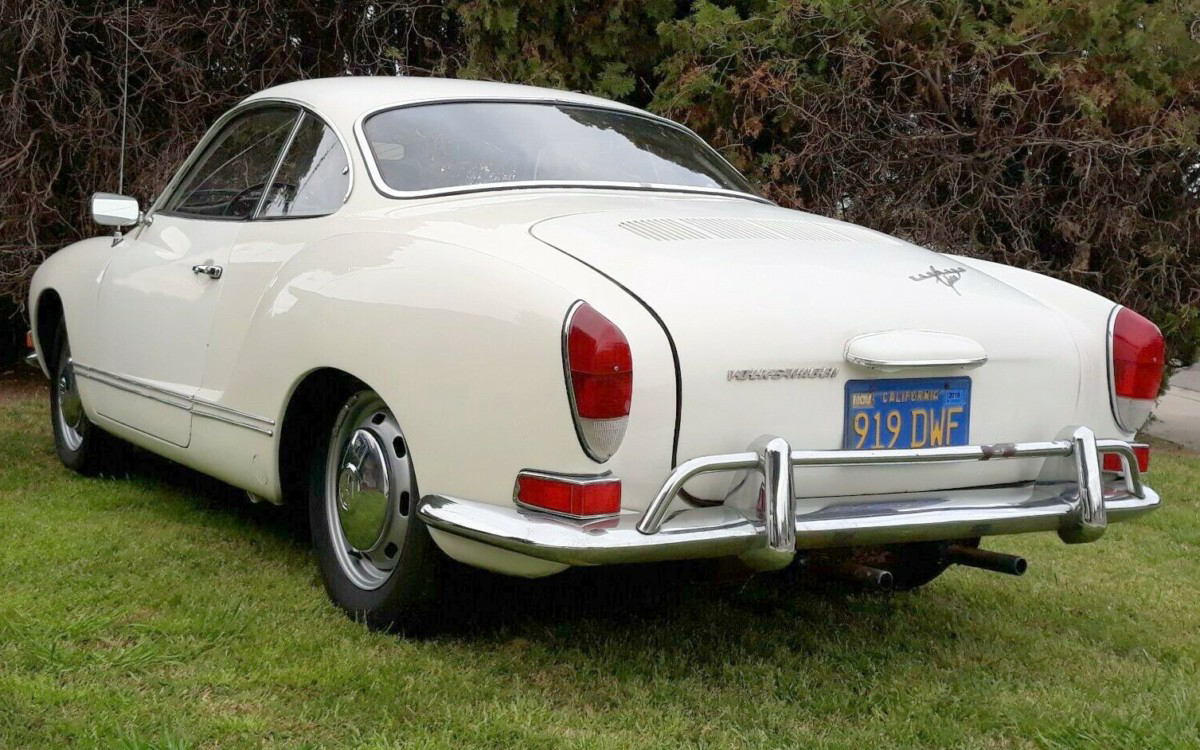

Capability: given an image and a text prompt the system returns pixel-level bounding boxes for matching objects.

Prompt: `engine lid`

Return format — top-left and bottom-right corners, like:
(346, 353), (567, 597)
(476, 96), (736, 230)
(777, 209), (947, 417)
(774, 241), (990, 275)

(531, 203), (1083, 498)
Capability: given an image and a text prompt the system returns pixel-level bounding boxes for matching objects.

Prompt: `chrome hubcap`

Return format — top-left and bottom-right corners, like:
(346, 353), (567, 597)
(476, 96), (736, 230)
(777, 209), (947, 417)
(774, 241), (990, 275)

(336, 429), (390, 551)
(56, 357), (85, 451)
(325, 392), (414, 591)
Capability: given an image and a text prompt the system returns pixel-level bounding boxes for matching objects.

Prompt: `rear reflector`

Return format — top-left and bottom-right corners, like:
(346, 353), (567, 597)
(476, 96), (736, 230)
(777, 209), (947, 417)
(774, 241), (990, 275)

(1109, 306), (1164, 431)
(515, 472), (621, 518)
(1103, 444), (1150, 474)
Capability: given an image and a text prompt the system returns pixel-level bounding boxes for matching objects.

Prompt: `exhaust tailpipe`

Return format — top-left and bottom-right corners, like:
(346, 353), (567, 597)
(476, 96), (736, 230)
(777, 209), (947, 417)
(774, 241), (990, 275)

(947, 544), (1027, 576)
(810, 561), (894, 590)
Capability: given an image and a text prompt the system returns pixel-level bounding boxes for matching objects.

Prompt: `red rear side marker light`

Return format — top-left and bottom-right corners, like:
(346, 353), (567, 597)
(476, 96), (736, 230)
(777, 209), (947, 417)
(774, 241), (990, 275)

(1109, 307), (1164, 432)
(515, 472), (621, 518)
(1103, 444), (1150, 474)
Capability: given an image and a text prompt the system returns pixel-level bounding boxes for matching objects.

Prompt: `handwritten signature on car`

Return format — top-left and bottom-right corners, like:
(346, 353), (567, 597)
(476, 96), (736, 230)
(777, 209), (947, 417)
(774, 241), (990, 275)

(910, 265), (968, 295)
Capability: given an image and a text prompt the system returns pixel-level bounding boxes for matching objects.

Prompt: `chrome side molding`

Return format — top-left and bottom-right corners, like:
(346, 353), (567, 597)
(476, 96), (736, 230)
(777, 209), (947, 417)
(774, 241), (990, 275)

(70, 361), (276, 436)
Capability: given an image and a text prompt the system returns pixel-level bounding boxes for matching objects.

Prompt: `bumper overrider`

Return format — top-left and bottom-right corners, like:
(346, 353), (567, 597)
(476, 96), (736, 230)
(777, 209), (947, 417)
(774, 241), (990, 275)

(416, 426), (1159, 571)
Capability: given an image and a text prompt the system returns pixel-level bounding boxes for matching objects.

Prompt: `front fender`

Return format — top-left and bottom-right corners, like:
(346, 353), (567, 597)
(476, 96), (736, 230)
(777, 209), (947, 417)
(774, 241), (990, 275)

(28, 237), (119, 377)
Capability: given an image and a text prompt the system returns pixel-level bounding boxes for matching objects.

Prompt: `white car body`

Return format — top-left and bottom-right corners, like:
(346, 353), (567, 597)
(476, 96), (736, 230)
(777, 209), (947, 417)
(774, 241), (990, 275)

(30, 78), (1159, 583)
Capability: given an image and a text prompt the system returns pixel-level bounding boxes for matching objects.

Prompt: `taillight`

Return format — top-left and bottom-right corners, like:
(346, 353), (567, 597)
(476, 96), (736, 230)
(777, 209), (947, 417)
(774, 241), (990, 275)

(1108, 306), (1164, 431)
(564, 302), (632, 461)
(514, 472), (621, 518)
(1102, 444), (1150, 474)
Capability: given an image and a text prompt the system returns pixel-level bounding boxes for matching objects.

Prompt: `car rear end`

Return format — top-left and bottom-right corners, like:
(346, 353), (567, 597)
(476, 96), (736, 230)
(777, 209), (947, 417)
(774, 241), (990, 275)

(416, 201), (1164, 578)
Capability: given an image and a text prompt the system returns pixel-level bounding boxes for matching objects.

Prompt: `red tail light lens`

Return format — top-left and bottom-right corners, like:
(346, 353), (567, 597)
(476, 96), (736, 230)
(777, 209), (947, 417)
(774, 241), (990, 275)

(1102, 444), (1150, 474)
(515, 472), (621, 518)
(1112, 308), (1165, 399)
(564, 302), (632, 461)
(1109, 307), (1164, 431)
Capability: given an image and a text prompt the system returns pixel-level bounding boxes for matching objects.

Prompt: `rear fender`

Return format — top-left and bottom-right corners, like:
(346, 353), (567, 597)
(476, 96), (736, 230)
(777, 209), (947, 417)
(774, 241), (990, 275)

(949, 255), (1126, 439)
(217, 230), (676, 513)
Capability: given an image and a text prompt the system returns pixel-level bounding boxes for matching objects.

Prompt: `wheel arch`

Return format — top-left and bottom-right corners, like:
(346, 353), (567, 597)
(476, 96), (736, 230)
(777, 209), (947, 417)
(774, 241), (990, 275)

(34, 288), (65, 375)
(276, 367), (366, 506)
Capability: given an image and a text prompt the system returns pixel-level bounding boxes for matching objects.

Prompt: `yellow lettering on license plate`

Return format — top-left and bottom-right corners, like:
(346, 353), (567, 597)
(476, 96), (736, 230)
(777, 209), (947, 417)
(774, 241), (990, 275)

(853, 405), (965, 449)
(851, 392), (874, 408)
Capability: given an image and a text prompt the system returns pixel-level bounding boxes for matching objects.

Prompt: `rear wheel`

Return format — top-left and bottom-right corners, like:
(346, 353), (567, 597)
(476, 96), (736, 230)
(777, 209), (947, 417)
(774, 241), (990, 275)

(50, 325), (122, 475)
(309, 389), (443, 631)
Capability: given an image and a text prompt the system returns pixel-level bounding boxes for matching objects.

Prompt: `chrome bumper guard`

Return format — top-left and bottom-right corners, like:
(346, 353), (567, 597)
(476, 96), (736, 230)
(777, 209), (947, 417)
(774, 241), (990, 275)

(417, 426), (1159, 571)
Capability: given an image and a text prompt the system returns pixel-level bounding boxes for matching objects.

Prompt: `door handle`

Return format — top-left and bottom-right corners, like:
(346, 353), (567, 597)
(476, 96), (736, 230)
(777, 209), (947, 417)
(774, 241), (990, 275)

(192, 264), (223, 280)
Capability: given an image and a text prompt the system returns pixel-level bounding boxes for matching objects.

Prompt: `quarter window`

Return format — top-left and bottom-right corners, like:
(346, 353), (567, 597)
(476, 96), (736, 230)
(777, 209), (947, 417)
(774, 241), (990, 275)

(165, 107), (298, 219)
(259, 114), (350, 218)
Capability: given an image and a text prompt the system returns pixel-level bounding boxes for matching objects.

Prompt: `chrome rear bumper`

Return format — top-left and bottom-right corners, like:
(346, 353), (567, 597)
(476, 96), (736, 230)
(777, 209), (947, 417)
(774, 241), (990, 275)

(417, 426), (1159, 570)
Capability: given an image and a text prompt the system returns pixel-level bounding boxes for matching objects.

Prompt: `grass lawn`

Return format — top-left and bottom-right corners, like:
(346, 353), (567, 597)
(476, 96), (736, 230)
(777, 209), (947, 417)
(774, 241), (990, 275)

(1, 371), (1199, 750)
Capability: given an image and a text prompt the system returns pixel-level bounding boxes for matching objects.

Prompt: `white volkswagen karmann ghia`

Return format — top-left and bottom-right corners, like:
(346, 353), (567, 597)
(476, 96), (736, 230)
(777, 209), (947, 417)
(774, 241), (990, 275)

(28, 78), (1165, 629)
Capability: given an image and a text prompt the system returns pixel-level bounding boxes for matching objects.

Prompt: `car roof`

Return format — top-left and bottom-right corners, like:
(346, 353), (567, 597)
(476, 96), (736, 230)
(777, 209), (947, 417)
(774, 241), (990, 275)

(243, 76), (643, 120)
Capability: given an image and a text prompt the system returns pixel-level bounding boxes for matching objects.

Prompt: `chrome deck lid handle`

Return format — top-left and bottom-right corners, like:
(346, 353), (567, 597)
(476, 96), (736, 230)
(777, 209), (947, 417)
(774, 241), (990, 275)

(844, 330), (987, 371)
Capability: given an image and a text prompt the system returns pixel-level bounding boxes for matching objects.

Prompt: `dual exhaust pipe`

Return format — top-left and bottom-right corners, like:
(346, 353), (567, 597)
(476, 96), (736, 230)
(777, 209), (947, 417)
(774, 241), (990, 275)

(946, 543), (1028, 576)
(810, 544), (1027, 591)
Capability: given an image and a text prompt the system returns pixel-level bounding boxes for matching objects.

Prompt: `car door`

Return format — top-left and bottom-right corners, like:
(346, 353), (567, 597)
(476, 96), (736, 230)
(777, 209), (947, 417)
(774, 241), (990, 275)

(90, 105), (302, 447)
(195, 110), (354, 410)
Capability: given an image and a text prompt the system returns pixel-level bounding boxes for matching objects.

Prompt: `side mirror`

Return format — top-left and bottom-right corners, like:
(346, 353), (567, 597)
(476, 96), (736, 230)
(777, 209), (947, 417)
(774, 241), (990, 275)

(91, 192), (140, 227)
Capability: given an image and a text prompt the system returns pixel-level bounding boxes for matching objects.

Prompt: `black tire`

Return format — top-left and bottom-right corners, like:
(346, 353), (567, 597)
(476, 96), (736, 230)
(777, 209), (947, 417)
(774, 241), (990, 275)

(49, 323), (123, 476)
(308, 388), (444, 632)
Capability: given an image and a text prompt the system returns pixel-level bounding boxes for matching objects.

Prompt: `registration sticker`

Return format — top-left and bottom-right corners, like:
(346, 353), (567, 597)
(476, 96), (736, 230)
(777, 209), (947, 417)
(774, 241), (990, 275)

(843, 377), (972, 450)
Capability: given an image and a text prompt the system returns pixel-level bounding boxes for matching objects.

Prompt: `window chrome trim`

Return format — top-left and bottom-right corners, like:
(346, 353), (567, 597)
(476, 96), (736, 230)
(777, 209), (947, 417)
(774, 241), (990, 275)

(250, 110), (306, 220)
(352, 97), (770, 204)
(148, 97), (354, 224)
(152, 103), (302, 222)
(72, 361), (276, 436)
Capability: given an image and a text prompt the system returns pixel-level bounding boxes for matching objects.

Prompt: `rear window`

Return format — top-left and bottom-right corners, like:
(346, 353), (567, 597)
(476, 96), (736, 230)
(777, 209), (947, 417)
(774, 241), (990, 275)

(361, 101), (753, 195)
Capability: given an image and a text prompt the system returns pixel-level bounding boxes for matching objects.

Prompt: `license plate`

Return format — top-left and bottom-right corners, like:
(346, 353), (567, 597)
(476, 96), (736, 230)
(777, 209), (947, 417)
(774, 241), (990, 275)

(843, 377), (971, 450)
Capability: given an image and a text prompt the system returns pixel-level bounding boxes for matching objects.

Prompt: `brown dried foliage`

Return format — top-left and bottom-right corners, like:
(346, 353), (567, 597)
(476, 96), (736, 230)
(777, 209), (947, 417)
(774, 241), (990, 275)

(653, 1), (1200, 366)
(0, 0), (453, 308)
(2, 0), (1198, 367)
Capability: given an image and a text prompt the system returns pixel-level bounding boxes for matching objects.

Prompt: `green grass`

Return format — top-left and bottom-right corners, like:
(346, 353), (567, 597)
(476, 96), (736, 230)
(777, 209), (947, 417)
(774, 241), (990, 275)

(2, 378), (1199, 750)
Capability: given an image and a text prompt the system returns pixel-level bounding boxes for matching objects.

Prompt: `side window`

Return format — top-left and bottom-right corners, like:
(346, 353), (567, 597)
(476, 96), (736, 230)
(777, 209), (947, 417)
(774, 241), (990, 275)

(259, 114), (350, 218)
(165, 108), (298, 219)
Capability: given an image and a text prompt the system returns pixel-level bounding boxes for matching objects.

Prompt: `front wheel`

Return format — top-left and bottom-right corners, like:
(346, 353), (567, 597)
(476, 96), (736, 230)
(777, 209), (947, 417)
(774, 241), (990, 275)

(309, 390), (443, 631)
(50, 325), (123, 475)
